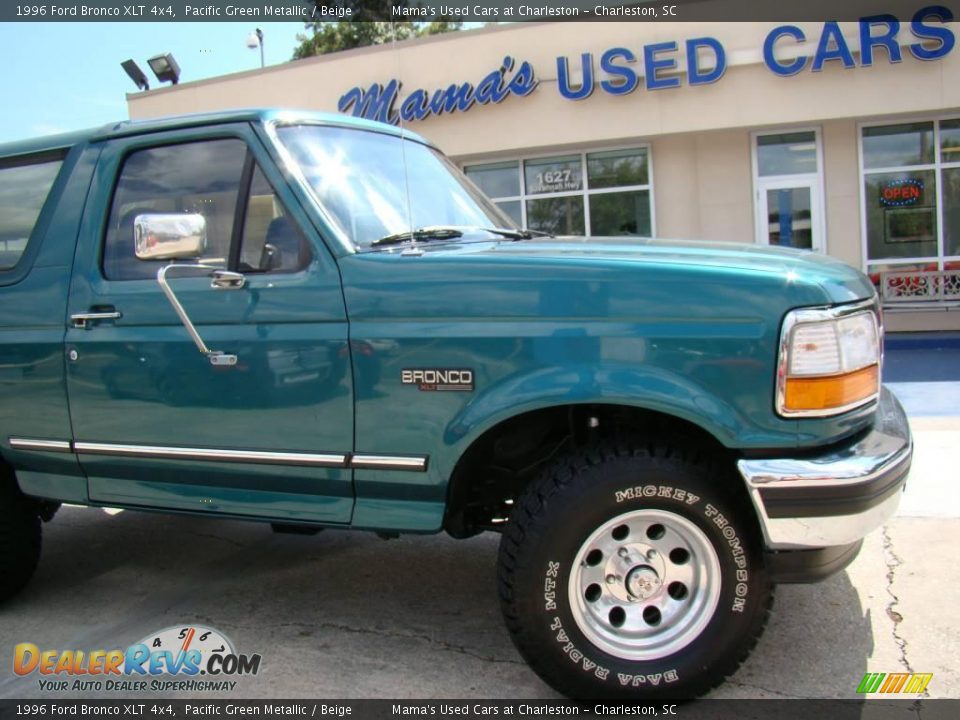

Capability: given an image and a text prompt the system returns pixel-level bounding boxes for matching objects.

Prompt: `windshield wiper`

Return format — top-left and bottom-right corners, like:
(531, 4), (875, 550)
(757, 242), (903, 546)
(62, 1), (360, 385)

(370, 225), (551, 248)
(479, 227), (552, 240)
(370, 226), (464, 247)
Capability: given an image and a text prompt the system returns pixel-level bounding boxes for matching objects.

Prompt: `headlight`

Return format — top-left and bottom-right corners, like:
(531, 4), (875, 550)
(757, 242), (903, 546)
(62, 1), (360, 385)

(777, 302), (881, 417)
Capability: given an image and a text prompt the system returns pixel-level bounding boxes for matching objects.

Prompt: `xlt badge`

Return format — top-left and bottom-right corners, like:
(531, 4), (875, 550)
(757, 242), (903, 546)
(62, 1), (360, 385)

(401, 368), (474, 392)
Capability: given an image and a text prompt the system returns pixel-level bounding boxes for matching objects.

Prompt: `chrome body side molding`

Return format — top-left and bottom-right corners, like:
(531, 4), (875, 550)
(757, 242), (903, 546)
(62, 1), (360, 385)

(9, 438), (72, 453)
(73, 442), (348, 468)
(351, 454), (429, 471)
(9, 438), (428, 472)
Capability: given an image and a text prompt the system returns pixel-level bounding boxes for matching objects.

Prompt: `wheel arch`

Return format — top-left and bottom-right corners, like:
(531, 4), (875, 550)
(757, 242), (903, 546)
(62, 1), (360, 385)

(442, 399), (742, 538)
(441, 363), (745, 455)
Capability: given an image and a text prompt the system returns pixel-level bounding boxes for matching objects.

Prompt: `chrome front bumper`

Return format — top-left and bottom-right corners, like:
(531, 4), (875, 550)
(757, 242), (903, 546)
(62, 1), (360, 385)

(738, 387), (912, 550)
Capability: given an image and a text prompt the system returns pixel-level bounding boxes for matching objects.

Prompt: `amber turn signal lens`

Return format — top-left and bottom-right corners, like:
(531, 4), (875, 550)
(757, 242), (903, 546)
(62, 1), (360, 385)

(783, 364), (879, 413)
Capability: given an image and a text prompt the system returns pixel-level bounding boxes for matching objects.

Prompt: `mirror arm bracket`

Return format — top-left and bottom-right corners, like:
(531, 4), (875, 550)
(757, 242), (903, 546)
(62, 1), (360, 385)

(156, 264), (241, 367)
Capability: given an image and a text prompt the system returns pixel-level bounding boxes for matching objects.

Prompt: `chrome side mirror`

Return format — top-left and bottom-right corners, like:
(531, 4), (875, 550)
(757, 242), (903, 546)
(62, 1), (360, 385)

(135, 213), (207, 260)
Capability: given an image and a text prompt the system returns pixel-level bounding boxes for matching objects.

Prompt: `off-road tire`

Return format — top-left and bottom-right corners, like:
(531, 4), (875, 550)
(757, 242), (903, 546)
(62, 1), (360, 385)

(0, 471), (41, 603)
(498, 442), (773, 699)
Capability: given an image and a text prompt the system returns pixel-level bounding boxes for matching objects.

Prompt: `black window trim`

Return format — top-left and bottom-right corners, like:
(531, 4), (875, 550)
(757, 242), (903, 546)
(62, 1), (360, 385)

(229, 150), (257, 272)
(0, 147), (69, 171)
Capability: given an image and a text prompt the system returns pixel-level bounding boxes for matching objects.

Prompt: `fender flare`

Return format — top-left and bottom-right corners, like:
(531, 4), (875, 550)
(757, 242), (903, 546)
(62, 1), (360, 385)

(437, 362), (746, 480)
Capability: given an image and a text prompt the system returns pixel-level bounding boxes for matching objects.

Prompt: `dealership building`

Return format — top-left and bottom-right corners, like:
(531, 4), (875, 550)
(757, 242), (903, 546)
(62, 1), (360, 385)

(126, 18), (960, 331)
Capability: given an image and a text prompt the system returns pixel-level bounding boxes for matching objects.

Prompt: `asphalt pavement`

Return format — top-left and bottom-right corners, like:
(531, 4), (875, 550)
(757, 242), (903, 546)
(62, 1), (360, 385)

(1, 335), (957, 701)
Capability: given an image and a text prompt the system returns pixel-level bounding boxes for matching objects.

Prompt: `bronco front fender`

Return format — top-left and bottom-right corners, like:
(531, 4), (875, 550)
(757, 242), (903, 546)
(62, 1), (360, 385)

(440, 362), (749, 470)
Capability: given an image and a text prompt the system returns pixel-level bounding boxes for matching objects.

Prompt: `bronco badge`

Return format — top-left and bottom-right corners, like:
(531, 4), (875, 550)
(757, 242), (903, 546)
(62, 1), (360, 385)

(401, 368), (474, 392)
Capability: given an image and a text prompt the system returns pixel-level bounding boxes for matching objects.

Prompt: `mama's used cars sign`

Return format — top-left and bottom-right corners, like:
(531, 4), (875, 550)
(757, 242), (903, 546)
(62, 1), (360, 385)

(338, 5), (954, 126)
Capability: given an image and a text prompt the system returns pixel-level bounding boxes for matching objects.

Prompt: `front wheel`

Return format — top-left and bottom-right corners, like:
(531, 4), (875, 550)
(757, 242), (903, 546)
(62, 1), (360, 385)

(498, 443), (773, 699)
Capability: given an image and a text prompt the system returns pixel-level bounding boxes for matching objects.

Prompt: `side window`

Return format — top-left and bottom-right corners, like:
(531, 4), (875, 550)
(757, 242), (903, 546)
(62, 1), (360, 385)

(0, 156), (64, 270)
(239, 165), (311, 273)
(103, 139), (246, 280)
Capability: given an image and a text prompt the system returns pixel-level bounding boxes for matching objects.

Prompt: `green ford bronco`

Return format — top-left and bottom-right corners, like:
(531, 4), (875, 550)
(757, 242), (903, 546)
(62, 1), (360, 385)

(0, 110), (911, 698)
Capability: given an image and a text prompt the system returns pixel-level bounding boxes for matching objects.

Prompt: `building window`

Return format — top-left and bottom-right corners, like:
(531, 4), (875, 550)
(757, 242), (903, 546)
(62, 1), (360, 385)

(752, 129), (824, 251)
(861, 118), (960, 301)
(464, 147), (653, 237)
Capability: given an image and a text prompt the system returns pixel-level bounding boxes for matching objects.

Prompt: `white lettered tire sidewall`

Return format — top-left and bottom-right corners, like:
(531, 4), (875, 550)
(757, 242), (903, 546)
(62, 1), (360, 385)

(499, 449), (772, 700)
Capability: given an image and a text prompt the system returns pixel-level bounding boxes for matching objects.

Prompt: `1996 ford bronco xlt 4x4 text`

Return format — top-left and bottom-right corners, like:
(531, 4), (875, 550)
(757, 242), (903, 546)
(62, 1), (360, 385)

(0, 110), (912, 698)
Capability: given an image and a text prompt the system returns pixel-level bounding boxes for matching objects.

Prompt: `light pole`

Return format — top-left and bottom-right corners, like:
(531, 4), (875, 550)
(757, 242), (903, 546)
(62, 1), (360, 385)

(246, 28), (264, 68)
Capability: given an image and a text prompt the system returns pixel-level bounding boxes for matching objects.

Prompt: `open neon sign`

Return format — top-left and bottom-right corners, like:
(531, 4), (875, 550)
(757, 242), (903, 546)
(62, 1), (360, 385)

(880, 179), (924, 207)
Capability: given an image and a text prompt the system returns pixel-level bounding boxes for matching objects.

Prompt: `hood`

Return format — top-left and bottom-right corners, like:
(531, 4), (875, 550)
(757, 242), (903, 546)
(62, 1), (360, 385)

(483, 237), (875, 305)
(340, 236), (876, 329)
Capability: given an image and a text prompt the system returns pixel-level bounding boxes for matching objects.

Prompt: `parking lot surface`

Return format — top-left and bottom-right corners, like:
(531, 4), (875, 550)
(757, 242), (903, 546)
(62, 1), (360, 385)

(1, 339), (958, 700)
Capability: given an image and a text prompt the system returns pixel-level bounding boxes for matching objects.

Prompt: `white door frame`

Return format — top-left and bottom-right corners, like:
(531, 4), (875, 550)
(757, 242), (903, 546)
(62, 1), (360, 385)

(756, 176), (824, 252)
(751, 128), (827, 252)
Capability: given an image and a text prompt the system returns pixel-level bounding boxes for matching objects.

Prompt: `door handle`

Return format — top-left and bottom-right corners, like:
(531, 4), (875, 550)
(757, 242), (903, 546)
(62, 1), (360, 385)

(71, 309), (122, 329)
(210, 269), (246, 290)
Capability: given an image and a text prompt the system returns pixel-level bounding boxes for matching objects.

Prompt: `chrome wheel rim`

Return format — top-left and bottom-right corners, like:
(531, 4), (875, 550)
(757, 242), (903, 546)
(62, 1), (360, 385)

(568, 508), (722, 661)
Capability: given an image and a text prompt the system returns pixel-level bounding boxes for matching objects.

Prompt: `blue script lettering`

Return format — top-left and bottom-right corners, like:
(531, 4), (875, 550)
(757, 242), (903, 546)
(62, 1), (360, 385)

(338, 56), (537, 126)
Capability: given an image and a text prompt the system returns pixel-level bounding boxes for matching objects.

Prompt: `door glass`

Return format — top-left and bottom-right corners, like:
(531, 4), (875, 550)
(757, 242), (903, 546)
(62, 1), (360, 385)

(239, 165), (311, 273)
(765, 187), (813, 249)
(103, 139), (246, 280)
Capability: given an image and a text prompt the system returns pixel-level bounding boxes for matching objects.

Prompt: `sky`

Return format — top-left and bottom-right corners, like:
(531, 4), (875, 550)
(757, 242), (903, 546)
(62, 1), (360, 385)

(0, 22), (305, 144)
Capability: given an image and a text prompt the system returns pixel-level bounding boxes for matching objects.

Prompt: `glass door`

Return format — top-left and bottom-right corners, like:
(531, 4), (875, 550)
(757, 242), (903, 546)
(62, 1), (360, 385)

(757, 178), (821, 250)
(753, 130), (824, 252)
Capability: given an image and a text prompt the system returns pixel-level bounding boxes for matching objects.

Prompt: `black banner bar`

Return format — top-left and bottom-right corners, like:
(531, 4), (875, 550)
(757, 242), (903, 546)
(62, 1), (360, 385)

(2, 700), (960, 720)
(0, 0), (956, 23)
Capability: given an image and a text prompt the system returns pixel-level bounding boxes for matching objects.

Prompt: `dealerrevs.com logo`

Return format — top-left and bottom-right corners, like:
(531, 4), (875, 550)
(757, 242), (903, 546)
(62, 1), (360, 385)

(13, 625), (261, 693)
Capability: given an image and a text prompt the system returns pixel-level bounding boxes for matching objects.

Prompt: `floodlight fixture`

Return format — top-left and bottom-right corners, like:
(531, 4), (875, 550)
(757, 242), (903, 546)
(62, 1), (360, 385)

(147, 53), (181, 85)
(121, 59), (150, 91)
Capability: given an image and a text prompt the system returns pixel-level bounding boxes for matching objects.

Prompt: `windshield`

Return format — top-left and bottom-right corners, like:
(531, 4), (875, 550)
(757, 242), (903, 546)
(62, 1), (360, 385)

(276, 125), (517, 249)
